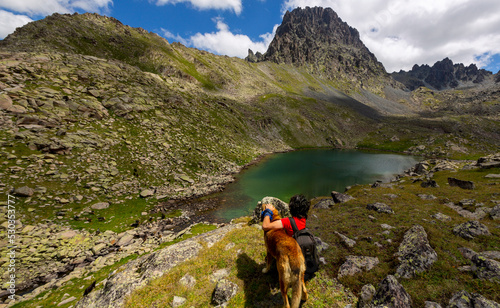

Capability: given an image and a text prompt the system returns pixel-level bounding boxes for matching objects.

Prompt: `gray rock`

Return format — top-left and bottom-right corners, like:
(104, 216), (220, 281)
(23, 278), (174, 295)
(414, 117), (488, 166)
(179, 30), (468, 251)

(179, 274), (196, 288)
(432, 213), (452, 222)
(357, 284), (376, 308)
(447, 290), (500, 308)
(431, 161), (459, 172)
(367, 202), (394, 214)
(172, 296), (186, 308)
(91, 202), (109, 210)
(314, 198), (334, 209)
(335, 231), (356, 248)
(370, 275), (412, 308)
(57, 296), (77, 306)
(381, 224), (394, 230)
(251, 197), (289, 224)
(395, 225), (438, 279)
(211, 268), (230, 283)
(116, 233), (135, 247)
(446, 202), (489, 220)
(59, 230), (77, 239)
(459, 199), (476, 207)
(414, 162), (429, 174)
(140, 189), (154, 198)
(491, 205), (500, 220)
(453, 221), (491, 240)
(458, 247), (478, 260)
(211, 279), (238, 306)
(314, 236), (329, 254)
(481, 251), (500, 261)
(13, 186), (34, 197)
(485, 174), (500, 179)
(417, 194), (437, 200)
(471, 254), (500, 282)
(8, 104), (26, 114)
(0, 93), (13, 110)
(338, 255), (379, 278)
(331, 191), (354, 203)
(92, 243), (107, 255)
(448, 177), (475, 190)
(425, 301), (442, 308)
(480, 162), (500, 169)
(421, 180), (439, 188)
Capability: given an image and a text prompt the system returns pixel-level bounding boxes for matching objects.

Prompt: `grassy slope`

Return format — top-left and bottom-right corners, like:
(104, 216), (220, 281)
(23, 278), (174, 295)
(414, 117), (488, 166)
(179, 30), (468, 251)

(121, 163), (499, 308)
(10, 163), (499, 307)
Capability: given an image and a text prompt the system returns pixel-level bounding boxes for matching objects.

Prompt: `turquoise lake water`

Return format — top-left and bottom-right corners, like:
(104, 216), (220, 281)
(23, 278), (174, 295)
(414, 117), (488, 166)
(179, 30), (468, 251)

(210, 149), (419, 221)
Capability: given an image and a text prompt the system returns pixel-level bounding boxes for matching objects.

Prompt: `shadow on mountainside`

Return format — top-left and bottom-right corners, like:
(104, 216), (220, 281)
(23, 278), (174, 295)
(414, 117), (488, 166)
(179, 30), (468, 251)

(236, 253), (288, 308)
(303, 87), (383, 120)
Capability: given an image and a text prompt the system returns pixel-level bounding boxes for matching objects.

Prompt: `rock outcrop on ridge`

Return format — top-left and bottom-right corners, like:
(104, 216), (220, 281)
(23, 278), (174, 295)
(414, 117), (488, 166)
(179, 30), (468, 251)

(392, 57), (493, 91)
(259, 7), (391, 87)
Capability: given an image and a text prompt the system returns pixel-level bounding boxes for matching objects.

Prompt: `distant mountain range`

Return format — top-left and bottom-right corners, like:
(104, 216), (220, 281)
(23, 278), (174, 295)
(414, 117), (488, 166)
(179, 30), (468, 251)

(392, 57), (496, 91)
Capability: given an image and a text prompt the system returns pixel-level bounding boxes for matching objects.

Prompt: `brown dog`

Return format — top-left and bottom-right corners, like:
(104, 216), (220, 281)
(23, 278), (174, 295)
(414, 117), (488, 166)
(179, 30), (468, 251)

(262, 205), (307, 308)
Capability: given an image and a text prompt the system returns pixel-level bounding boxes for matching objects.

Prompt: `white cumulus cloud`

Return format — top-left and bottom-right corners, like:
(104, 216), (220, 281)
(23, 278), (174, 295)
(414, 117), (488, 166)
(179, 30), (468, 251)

(0, 0), (113, 38)
(154, 0), (242, 15)
(0, 0), (113, 16)
(282, 0), (500, 72)
(0, 10), (32, 38)
(174, 18), (277, 58)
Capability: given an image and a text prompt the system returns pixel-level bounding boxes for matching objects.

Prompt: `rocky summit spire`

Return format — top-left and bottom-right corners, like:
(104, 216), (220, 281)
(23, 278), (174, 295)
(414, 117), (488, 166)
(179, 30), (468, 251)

(262, 7), (387, 81)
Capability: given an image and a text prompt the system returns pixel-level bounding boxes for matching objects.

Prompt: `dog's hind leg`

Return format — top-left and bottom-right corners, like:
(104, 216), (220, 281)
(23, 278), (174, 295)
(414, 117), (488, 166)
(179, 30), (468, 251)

(262, 252), (272, 273)
(301, 272), (308, 302)
(290, 275), (304, 308)
(277, 260), (291, 308)
(279, 278), (290, 308)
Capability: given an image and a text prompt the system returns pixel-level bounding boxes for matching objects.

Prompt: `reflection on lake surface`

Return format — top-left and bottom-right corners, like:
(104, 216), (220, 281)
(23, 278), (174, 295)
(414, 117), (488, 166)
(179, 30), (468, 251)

(209, 149), (419, 221)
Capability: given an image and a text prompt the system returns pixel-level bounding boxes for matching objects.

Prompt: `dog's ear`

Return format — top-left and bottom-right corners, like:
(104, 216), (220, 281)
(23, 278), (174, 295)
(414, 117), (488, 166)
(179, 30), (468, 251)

(272, 208), (280, 220)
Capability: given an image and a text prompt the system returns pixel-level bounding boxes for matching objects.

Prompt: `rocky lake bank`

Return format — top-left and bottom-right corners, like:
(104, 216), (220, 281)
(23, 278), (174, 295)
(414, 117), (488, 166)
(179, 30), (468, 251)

(1, 152), (498, 307)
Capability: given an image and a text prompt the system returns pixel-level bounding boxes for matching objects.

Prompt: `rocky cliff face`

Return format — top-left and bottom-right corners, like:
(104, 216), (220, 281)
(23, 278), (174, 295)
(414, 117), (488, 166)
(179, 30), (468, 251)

(392, 58), (493, 91)
(260, 7), (389, 84)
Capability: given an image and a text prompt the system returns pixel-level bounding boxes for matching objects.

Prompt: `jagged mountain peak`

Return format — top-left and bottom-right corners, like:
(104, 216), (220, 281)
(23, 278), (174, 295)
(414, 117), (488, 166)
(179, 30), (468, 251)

(259, 6), (388, 83)
(392, 57), (493, 91)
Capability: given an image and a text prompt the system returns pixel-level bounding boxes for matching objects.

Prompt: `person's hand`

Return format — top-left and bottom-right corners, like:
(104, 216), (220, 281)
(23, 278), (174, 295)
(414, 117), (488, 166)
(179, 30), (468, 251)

(265, 204), (275, 211)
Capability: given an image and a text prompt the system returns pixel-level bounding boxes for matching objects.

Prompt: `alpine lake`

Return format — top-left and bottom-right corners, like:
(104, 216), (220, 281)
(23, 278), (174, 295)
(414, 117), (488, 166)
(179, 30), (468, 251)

(204, 149), (420, 221)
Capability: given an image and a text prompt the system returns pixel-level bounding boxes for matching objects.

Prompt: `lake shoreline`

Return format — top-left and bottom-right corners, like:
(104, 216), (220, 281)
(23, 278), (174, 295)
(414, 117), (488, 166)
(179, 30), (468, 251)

(180, 148), (422, 222)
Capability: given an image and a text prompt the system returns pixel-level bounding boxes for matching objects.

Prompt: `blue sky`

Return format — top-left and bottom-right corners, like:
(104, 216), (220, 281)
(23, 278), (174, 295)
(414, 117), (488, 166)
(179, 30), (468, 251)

(1, 0), (500, 73)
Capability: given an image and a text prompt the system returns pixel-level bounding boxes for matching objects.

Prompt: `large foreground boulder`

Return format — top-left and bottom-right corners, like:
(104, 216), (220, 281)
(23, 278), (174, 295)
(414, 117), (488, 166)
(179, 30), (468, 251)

(447, 290), (500, 308)
(448, 178), (475, 190)
(370, 275), (412, 308)
(491, 205), (500, 220)
(331, 191), (354, 203)
(453, 221), (490, 240)
(12, 186), (34, 197)
(338, 256), (379, 278)
(395, 225), (438, 279)
(366, 202), (394, 214)
(211, 279), (238, 306)
(470, 254), (500, 282)
(250, 197), (290, 224)
(357, 284), (376, 308)
(458, 247), (500, 282)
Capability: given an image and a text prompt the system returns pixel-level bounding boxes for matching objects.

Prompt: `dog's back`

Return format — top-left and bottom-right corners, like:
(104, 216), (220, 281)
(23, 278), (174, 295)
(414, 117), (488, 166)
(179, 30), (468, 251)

(263, 208), (307, 308)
